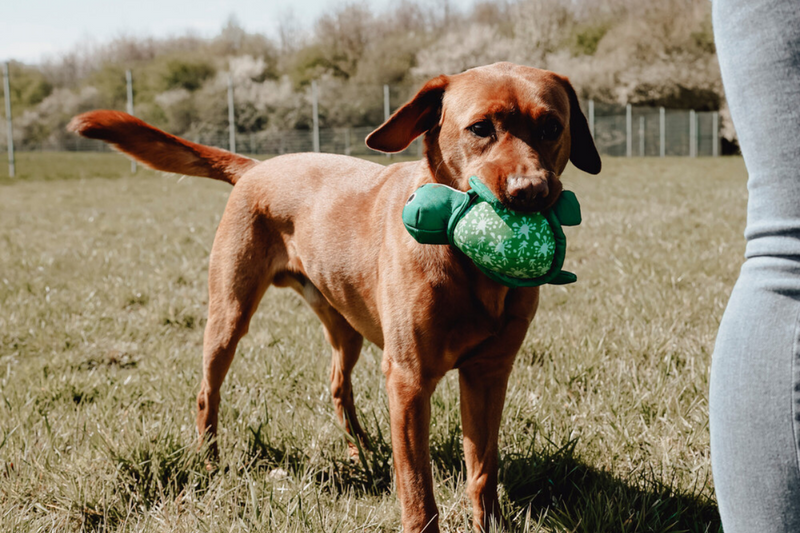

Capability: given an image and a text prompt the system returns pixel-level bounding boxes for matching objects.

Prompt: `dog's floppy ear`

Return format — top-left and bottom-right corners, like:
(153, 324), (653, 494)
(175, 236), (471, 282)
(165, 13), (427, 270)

(366, 75), (449, 153)
(560, 77), (601, 175)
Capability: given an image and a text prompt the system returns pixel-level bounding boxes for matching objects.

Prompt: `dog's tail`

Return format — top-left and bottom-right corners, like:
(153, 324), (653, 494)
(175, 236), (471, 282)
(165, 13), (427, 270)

(67, 110), (257, 185)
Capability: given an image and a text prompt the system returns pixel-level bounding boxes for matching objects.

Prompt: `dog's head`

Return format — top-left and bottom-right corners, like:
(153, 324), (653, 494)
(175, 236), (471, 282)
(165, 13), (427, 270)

(366, 62), (601, 212)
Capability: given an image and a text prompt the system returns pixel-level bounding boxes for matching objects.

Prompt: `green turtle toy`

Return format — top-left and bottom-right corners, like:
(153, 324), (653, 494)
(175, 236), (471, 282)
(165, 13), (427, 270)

(402, 176), (581, 288)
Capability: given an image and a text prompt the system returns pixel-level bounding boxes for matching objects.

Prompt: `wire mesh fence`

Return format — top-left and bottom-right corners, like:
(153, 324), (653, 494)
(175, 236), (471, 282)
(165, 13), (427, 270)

(189, 127), (424, 158)
(591, 102), (719, 158)
(3, 125), (426, 157)
(19, 104), (716, 160)
(1, 63), (721, 167)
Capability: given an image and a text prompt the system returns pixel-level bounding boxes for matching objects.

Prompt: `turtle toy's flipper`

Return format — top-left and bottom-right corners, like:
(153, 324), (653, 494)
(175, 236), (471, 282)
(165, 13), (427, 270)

(549, 271), (578, 285)
(543, 190), (582, 286)
(552, 190), (581, 226)
(402, 184), (470, 244)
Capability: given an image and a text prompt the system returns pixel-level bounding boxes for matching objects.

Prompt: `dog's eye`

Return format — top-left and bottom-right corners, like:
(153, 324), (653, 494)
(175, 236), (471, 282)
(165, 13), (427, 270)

(468, 120), (494, 138)
(540, 118), (563, 141)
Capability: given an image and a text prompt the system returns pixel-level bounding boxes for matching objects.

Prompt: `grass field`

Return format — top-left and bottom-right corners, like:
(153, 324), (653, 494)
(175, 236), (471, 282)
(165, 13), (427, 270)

(0, 152), (747, 532)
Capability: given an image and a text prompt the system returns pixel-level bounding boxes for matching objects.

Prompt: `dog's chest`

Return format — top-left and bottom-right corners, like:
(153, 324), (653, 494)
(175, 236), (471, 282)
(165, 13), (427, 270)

(437, 286), (534, 360)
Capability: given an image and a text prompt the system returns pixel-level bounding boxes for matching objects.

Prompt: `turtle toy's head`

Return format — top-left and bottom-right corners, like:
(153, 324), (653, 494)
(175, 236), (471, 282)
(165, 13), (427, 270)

(402, 176), (581, 288)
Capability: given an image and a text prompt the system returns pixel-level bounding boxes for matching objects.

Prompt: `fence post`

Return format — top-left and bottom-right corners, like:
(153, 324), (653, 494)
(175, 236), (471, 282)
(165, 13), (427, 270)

(689, 109), (697, 157)
(712, 111), (719, 157)
(311, 80), (320, 153)
(383, 84), (390, 122)
(638, 116), (645, 157)
(626, 104), (632, 157)
(344, 128), (351, 156)
(126, 69), (137, 173)
(659, 107), (665, 157)
(588, 99), (595, 139)
(3, 62), (14, 178)
(227, 74), (236, 153)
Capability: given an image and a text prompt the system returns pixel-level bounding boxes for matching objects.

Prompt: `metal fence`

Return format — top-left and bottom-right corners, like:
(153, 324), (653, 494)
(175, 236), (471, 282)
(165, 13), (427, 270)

(590, 102), (719, 158)
(19, 125), (427, 158)
(178, 105), (720, 158)
(195, 127), (425, 158)
(39, 104), (718, 160)
(1, 61), (722, 178)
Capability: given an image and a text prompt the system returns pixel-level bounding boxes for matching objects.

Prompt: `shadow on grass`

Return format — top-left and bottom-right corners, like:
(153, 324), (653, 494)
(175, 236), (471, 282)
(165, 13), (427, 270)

(303, 418), (721, 533)
(500, 438), (722, 533)
(219, 400), (722, 533)
(85, 415), (719, 532)
(245, 409), (395, 497)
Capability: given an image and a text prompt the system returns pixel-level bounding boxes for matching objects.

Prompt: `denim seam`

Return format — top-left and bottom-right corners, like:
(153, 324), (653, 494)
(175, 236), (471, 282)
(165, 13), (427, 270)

(791, 304), (800, 476)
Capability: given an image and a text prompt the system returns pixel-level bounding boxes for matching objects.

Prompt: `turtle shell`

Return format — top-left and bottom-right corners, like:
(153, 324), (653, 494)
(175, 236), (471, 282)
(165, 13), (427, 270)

(452, 199), (556, 279)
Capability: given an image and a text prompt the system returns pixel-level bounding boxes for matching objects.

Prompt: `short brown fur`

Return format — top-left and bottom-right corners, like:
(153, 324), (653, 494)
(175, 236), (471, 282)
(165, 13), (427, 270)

(71, 62), (600, 532)
(67, 110), (258, 184)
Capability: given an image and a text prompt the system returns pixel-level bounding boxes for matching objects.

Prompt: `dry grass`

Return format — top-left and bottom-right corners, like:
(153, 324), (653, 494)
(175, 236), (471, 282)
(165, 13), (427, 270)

(0, 153), (746, 532)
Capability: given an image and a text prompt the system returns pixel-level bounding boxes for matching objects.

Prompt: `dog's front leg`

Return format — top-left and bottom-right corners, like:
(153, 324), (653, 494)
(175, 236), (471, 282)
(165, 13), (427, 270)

(383, 354), (441, 532)
(459, 357), (515, 531)
(459, 315), (534, 531)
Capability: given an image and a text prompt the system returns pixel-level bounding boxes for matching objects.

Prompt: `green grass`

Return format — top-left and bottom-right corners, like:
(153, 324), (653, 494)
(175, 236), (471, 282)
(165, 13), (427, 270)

(0, 153), (746, 531)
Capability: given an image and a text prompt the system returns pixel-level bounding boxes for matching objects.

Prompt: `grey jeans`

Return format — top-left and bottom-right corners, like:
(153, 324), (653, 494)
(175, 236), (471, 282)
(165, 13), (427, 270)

(710, 0), (800, 531)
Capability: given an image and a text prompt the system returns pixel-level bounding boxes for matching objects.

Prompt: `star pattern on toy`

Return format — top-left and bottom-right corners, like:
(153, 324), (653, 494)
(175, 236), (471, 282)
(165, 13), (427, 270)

(512, 221), (532, 239)
(453, 201), (554, 278)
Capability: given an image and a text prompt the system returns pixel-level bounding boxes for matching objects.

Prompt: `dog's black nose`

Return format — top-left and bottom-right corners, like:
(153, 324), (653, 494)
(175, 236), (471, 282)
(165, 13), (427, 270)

(507, 175), (549, 204)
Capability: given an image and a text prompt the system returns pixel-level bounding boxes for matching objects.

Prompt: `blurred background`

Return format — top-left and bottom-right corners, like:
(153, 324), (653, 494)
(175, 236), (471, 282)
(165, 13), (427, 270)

(0, 0), (724, 163)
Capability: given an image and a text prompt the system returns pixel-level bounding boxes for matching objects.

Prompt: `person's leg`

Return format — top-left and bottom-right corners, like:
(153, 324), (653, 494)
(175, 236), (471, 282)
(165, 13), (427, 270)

(711, 1), (800, 531)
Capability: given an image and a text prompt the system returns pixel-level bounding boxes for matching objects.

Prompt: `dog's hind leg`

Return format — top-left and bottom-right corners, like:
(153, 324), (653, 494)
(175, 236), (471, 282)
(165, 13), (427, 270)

(282, 277), (367, 458)
(196, 198), (276, 456)
(319, 303), (368, 459)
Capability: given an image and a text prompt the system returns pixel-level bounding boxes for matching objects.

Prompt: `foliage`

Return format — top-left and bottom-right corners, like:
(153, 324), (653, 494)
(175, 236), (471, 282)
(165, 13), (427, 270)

(572, 23), (610, 56)
(160, 59), (216, 92)
(1, 61), (53, 112)
(3, 0), (723, 150)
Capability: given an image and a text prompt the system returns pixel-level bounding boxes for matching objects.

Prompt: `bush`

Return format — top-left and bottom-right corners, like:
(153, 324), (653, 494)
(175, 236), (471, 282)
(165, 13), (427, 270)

(7, 0), (726, 147)
(161, 59), (216, 92)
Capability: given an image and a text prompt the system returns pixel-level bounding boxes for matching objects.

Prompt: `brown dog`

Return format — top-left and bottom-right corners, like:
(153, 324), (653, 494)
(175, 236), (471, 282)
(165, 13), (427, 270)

(69, 62), (600, 532)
